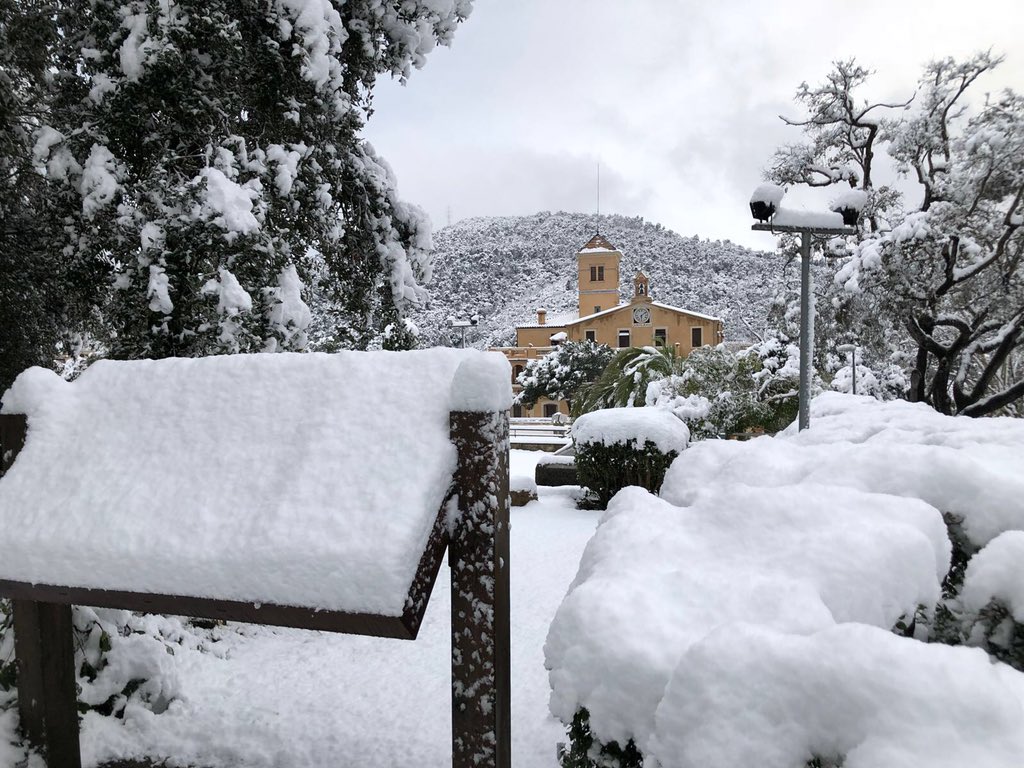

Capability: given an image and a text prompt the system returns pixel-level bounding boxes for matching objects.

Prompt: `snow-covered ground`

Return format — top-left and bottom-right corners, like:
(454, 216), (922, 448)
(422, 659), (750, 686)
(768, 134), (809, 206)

(5, 451), (591, 768)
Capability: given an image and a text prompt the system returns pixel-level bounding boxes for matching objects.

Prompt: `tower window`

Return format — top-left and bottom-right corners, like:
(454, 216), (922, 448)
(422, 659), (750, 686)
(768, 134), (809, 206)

(618, 329), (630, 348)
(589, 265), (605, 282)
(691, 327), (703, 348)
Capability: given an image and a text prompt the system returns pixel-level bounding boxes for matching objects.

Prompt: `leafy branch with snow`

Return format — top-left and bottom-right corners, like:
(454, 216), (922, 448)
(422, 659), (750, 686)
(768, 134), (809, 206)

(768, 53), (1024, 416)
(1, 0), (473, 385)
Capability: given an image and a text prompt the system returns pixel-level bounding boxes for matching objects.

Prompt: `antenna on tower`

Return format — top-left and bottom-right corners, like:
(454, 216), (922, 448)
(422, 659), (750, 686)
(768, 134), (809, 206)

(596, 160), (601, 234)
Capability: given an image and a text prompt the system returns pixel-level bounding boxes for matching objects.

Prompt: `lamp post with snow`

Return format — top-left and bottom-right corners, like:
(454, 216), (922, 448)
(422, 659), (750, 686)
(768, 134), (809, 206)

(837, 343), (859, 395)
(450, 315), (479, 349)
(749, 184), (859, 431)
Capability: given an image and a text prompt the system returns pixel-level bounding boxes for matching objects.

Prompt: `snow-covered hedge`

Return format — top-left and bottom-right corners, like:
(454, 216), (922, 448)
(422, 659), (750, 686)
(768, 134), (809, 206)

(571, 408), (688, 507)
(546, 392), (1024, 767)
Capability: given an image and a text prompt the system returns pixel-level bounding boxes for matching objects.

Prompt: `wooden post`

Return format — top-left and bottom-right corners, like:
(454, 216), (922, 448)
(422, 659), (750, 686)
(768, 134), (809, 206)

(2, 414), (82, 768)
(11, 600), (45, 748)
(449, 409), (511, 768)
(0, 413), (26, 477)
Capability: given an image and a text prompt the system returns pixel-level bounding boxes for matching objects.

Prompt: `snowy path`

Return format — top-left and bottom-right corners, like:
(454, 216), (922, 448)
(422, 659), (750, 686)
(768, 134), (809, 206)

(82, 452), (595, 768)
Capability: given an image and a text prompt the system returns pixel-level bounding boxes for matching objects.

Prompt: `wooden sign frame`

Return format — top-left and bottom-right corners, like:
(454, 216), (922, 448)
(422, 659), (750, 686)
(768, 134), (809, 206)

(0, 409), (510, 768)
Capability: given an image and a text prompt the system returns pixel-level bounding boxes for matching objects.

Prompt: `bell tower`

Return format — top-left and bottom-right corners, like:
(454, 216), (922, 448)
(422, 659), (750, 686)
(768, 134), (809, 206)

(576, 234), (621, 317)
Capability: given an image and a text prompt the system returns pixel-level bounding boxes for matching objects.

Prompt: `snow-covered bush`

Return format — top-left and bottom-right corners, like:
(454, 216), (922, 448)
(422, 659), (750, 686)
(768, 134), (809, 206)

(0, 601), (215, 726)
(548, 393), (1024, 768)
(647, 343), (799, 438)
(951, 531), (1024, 671)
(572, 408), (689, 507)
(559, 708), (641, 768)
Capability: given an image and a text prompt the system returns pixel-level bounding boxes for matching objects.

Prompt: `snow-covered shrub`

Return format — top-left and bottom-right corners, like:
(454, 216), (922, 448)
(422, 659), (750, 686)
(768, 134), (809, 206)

(954, 532), (1024, 671)
(829, 361), (908, 400)
(0, 602), (215, 724)
(546, 482), (951, 767)
(572, 408), (689, 507)
(646, 343), (799, 438)
(549, 393), (1024, 767)
(559, 708), (642, 768)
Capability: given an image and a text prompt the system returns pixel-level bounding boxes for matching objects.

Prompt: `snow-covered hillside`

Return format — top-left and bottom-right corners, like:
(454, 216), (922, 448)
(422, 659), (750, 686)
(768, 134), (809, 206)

(413, 212), (785, 348)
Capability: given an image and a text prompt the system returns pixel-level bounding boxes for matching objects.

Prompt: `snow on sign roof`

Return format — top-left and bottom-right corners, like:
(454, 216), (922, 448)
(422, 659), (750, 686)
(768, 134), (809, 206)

(0, 350), (512, 616)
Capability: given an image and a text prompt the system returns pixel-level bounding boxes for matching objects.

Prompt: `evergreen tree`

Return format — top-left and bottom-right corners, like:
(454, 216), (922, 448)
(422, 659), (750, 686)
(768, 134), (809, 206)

(0, 1), (107, 391)
(516, 340), (613, 411)
(2, 0), (471, 372)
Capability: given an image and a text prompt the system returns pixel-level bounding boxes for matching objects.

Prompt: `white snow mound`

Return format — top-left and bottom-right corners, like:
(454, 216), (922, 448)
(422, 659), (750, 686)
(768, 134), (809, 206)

(572, 407), (689, 454)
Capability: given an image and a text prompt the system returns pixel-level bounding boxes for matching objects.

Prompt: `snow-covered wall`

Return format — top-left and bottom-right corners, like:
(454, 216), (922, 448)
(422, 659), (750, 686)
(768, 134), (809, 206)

(0, 349), (511, 615)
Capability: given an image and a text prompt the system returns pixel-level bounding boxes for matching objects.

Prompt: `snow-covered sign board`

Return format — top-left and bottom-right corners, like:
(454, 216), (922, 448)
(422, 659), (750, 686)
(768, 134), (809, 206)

(0, 349), (513, 768)
(0, 350), (508, 620)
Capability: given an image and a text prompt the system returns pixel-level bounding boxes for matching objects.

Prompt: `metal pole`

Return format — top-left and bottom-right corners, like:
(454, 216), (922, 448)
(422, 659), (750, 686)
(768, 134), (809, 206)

(851, 347), (857, 395)
(799, 231), (812, 431)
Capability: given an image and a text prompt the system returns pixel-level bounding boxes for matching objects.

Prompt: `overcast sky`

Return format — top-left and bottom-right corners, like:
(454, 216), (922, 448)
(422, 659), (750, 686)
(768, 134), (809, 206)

(365, 1), (1024, 250)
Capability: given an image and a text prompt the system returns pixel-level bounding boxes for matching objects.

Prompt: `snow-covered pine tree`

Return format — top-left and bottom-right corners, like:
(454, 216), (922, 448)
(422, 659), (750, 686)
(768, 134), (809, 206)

(768, 54), (1024, 416)
(516, 340), (614, 412)
(19, 0), (471, 360)
(0, 1), (108, 391)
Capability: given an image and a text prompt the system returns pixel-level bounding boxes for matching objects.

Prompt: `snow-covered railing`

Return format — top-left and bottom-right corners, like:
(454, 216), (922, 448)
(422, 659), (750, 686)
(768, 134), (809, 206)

(0, 350), (513, 768)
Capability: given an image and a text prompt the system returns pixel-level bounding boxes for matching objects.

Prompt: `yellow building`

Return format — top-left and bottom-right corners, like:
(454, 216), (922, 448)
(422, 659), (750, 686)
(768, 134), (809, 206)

(496, 234), (725, 418)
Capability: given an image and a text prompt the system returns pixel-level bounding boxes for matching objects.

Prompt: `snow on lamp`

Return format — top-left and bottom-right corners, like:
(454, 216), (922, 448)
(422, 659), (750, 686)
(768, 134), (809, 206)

(830, 188), (867, 227)
(749, 183), (785, 222)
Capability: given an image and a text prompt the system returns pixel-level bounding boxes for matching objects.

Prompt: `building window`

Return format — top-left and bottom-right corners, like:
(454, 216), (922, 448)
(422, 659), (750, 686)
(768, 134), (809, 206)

(512, 404), (523, 418)
(543, 403), (558, 418)
(512, 364), (523, 383)
(691, 327), (703, 348)
(589, 265), (605, 282)
(654, 328), (667, 346)
(585, 329), (596, 343)
(618, 329), (630, 348)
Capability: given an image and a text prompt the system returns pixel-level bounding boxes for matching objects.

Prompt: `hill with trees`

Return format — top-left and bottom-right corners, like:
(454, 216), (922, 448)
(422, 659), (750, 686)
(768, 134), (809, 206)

(412, 212), (786, 348)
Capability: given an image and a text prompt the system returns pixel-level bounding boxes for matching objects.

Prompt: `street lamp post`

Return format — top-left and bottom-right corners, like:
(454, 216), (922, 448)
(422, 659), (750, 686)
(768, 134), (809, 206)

(751, 222), (856, 430)
(450, 316), (478, 349)
(837, 343), (859, 395)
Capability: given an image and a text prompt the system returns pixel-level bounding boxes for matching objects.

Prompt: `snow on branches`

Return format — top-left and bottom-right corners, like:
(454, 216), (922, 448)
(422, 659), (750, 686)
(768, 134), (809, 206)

(7, 0), (473, 362)
(768, 52), (1024, 416)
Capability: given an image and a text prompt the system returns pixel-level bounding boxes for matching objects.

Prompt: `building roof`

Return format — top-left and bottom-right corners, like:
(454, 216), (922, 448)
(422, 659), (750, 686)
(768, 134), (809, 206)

(516, 301), (722, 331)
(578, 233), (618, 253)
